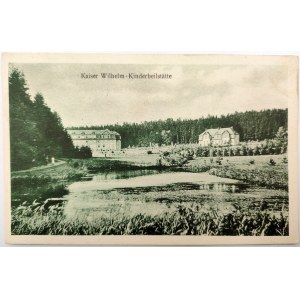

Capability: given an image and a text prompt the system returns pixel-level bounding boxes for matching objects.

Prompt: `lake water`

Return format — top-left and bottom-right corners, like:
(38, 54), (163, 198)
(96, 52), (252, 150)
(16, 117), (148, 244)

(62, 169), (289, 220)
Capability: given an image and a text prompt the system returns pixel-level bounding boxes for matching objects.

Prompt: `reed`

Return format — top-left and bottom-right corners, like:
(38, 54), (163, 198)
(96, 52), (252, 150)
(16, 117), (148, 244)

(11, 202), (288, 236)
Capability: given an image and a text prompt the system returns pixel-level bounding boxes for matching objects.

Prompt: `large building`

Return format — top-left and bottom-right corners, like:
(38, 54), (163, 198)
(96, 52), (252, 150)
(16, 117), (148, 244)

(198, 127), (239, 147)
(67, 129), (121, 157)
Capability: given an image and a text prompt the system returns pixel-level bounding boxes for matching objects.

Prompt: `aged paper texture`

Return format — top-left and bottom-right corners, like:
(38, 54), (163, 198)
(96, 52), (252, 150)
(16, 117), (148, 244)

(2, 53), (299, 245)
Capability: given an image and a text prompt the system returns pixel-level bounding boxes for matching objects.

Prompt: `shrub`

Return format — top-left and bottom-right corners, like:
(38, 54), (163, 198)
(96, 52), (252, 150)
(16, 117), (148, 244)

(268, 158), (276, 166)
(73, 161), (79, 168)
(216, 157), (222, 165)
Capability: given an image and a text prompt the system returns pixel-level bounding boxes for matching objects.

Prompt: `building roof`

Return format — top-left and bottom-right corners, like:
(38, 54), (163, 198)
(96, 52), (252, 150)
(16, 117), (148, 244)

(199, 127), (238, 141)
(67, 129), (120, 136)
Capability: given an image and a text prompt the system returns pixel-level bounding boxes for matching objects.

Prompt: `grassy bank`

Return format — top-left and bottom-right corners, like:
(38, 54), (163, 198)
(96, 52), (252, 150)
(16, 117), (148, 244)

(184, 155), (288, 190)
(10, 157), (165, 208)
(11, 162), (88, 208)
(11, 161), (87, 180)
(67, 156), (164, 171)
(11, 202), (288, 236)
(10, 155), (289, 236)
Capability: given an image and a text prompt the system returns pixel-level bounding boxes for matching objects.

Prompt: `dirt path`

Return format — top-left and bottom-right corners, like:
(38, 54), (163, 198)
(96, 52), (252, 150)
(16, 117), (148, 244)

(11, 160), (67, 175)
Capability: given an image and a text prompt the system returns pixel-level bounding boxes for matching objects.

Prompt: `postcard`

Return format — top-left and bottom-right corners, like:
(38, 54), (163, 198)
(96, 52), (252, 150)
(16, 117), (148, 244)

(2, 53), (299, 245)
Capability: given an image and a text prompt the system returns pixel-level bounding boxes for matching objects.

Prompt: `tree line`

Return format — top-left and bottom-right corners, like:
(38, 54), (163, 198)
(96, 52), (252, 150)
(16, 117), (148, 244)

(71, 109), (288, 148)
(9, 68), (90, 171)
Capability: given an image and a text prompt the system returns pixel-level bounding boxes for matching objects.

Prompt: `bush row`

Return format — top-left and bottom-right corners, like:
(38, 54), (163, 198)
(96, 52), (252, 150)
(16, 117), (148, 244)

(196, 145), (287, 157)
(160, 143), (287, 168)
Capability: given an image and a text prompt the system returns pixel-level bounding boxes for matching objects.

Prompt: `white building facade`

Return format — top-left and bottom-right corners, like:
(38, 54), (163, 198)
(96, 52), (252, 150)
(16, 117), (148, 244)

(67, 129), (121, 157)
(198, 127), (239, 147)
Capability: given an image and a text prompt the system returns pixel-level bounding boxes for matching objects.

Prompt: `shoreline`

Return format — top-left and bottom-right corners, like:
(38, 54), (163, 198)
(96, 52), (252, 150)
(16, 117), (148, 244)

(10, 153), (288, 191)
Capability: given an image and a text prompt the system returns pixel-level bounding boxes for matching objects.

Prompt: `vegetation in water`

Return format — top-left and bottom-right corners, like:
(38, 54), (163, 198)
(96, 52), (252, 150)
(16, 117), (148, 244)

(183, 155), (288, 190)
(11, 162), (88, 208)
(208, 167), (288, 190)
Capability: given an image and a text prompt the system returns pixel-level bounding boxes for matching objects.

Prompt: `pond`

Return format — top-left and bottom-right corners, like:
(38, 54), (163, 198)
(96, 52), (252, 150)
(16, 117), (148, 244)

(63, 169), (289, 220)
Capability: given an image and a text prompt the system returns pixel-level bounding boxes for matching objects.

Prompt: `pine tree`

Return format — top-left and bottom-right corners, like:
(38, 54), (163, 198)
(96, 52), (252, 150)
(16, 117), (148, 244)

(9, 68), (38, 170)
(9, 68), (78, 171)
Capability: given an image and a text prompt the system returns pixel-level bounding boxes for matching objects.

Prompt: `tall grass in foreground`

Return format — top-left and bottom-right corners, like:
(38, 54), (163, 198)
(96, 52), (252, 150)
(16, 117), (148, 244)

(12, 203), (288, 236)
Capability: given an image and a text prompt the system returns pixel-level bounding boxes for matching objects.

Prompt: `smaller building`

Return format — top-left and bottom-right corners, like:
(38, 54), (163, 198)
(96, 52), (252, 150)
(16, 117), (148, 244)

(198, 127), (239, 147)
(67, 129), (121, 157)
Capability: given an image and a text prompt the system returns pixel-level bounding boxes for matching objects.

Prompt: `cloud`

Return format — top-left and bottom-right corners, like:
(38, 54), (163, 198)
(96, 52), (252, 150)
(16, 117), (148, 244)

(13, 62), (289, 127)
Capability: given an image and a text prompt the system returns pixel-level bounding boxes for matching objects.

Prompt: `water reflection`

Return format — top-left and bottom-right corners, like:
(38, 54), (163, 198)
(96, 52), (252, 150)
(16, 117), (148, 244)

(63, 169), (287, 219)
(72, 170), (245, 194)
(113, 182), (245, 195)
(199, 183), (241, 193)
(90, 169), (162, 181)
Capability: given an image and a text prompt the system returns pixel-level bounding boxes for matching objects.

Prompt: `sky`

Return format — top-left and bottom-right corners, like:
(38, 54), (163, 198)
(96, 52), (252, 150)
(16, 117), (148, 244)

(11, 62), (289, 127)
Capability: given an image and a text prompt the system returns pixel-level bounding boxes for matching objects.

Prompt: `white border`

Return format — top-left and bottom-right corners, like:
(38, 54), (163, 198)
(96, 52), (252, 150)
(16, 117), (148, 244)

(2, 53), (299, 245)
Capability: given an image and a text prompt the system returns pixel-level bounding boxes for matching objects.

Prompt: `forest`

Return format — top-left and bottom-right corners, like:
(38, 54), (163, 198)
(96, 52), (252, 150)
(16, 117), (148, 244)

(71, 109), (288, 148)
(9, 68), (89, 171)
